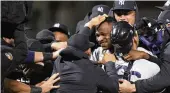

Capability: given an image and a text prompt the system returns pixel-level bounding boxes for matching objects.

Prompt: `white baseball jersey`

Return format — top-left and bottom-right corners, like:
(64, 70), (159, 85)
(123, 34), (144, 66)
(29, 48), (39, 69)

(90, 47), (160, 82)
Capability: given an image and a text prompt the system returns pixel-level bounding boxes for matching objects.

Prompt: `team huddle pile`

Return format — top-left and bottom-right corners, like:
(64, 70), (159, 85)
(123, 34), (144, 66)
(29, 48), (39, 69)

(1, 0), (170, 93)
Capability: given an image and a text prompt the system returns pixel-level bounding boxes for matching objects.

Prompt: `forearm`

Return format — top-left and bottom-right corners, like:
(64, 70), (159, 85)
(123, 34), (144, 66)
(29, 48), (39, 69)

(25, 50), (58, 63)
(135, 61), (170, 93)
(4, 78), (31, 93)
(96, 66), (119, 93)
(43, 43), (53, 52)
(104, 62), (119, 93)
(25, 51), (53, 63)
(24, 51), (44, 63)
(34, 52), (53, 62)
(13, 31), (28, 64)
(78, 26), (92, 36)
(104, 61), (118, 78)
(34, 52), (44, 62)
(141, 52), (162, 66)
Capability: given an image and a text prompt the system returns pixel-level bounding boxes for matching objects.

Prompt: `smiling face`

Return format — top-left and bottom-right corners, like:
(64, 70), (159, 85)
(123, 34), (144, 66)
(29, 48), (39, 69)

(96, 22), (113, 49)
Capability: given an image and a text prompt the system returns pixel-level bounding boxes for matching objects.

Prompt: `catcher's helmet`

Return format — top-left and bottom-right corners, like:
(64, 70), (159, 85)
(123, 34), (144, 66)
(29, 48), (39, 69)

(111, 21), (135, 55)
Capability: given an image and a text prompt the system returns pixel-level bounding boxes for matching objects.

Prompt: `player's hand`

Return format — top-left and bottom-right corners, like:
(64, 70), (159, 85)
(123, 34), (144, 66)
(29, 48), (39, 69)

(40, 73), (60, 93)
(85, 14), (108, 29)
(119, 79), (136, 93)
(101, 53), (116, 64)
(123, 49), (149, 61)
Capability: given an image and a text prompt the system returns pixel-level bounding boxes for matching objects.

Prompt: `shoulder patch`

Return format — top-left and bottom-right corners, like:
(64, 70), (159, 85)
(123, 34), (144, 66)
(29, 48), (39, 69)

(5, 52), (13, 61)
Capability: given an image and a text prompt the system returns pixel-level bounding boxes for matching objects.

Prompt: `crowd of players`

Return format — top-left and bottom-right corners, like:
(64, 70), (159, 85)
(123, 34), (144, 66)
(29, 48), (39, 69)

(1, 0), (170, 93)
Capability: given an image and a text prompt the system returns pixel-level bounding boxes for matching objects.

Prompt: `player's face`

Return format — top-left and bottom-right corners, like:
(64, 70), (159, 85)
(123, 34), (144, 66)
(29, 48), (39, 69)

(96, 22), (113, 49)
(114, 10), (136, 26)
(53, 32), (68, 42)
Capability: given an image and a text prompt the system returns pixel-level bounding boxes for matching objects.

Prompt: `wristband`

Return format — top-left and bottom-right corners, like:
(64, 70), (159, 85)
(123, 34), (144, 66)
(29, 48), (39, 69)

(24, 51), (35, 63)
(30, 86), (42, 93)
(43, 52), (53, 61)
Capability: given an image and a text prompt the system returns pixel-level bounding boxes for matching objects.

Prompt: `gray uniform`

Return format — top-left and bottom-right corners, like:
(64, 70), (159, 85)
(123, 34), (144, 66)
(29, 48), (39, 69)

(90, 47), (160, 82)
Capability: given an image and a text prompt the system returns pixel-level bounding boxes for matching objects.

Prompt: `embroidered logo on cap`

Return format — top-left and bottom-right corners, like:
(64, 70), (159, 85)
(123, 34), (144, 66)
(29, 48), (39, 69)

(119, 0), (125, 5)
(97, 7), (104, 12)
(54, 23), (60, 28)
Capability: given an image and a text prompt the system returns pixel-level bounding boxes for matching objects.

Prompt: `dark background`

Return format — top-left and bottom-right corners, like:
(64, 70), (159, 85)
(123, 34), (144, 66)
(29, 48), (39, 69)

(26, 1), (165, 38)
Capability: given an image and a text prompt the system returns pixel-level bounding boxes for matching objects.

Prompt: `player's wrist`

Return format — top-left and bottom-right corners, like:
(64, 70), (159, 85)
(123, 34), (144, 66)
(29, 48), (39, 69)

(30, 85), (42, 93)
(84, 22), (93, 29)
(142, 52), (149, 59)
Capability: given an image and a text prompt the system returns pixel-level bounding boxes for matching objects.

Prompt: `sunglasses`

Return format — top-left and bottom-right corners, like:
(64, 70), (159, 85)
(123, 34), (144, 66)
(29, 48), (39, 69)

(114, 10), (132, 16)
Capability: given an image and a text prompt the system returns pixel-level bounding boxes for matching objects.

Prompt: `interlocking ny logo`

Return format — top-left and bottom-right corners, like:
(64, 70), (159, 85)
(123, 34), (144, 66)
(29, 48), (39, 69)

(165, 0), (170, 6)
(119, 0), (125, 5)
(54, 23), (60, 28)
(97, 7), (103, 12)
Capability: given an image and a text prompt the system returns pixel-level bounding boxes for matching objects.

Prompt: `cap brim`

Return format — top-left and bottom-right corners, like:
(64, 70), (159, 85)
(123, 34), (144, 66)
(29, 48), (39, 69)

(90, 12), (104, 20)
(112, 9), (134, 12)
(49, 27), (69, 36)
(49, 27), (61, 32)
(155, 6), (165, 11)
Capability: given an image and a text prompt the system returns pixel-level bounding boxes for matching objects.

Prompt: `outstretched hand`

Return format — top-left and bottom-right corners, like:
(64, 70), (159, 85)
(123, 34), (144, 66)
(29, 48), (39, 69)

(39, 73), (60, 93)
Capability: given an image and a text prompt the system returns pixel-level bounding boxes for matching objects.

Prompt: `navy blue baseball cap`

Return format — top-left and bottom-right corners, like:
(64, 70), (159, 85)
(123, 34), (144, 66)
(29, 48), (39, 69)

(90, 4), (110, 20)
(112, 0), (137, 11)
(76, 4), (110, 33)
(36, 29), (56, 43)
(49, 23), (70, 37)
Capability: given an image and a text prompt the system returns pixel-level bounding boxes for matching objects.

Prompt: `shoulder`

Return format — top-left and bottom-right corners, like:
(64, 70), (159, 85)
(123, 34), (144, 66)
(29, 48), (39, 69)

(137, 47), (156, 57)
(90, 47), (104, 61)
(164, 41), (170, 55)
(162, 41), (170, 61)
(92, 47), (103, 53)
